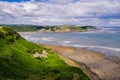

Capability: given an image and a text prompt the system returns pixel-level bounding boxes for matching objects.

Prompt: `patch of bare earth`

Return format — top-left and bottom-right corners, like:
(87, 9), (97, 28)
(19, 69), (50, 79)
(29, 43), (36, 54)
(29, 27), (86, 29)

(33, 50), (48, 58)
(43, 44), (120, 80)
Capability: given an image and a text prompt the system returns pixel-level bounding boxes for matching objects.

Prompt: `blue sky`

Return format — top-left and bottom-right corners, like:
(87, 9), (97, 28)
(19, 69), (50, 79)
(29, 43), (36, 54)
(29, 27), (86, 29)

(0, 0), (120, 26)
(2, 0), (80, 2)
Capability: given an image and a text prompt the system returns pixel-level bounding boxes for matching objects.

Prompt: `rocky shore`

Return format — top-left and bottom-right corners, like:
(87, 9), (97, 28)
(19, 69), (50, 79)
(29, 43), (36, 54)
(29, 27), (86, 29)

(41, 44), (120, 80)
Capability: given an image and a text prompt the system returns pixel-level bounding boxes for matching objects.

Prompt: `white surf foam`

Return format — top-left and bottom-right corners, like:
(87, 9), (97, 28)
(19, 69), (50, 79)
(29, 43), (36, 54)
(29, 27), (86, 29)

(73, 45), (120, 51)
(41, 37), (56, 41)
(63, 41), (73, 44)
(57, 41), (73, 44)
(21, 35), (30, 39)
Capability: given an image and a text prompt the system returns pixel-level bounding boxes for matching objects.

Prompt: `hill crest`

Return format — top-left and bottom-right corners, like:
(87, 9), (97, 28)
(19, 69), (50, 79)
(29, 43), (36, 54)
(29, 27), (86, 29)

(0, 27), (21, 43)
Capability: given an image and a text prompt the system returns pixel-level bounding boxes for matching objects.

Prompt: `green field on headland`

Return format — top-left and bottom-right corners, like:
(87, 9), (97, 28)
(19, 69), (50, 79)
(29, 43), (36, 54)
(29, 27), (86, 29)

(0, 24), (97, 32)
(0, 27), (90, 80)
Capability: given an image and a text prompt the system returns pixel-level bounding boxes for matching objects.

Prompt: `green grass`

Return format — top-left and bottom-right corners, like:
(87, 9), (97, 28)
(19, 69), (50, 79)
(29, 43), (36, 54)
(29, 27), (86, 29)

(0, 27), (90, 80)
(69, 26), (87, 31)
(0, 25), (97, 32)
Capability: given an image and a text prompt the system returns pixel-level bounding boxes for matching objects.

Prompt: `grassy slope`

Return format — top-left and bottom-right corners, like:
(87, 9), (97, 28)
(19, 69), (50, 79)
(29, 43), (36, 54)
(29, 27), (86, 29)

(0, 27), (90, 80)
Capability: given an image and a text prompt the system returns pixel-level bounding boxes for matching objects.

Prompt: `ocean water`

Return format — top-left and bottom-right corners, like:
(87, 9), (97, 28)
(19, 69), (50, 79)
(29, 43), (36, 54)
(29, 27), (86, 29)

(20, 27), (120, 57)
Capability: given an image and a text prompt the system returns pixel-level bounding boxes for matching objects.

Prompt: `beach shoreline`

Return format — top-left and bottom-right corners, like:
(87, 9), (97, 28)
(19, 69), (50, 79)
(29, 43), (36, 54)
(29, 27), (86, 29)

(41, 44), (120, 80)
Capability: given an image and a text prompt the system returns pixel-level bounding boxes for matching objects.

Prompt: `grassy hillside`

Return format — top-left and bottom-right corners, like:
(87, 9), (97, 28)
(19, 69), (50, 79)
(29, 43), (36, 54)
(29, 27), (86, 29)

(0, 27), (90, 80)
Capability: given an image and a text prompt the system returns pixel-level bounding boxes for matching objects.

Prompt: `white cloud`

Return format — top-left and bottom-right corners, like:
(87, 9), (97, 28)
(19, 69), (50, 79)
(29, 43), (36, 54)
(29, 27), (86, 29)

(41, 0), (74, 4)
(0, 0), (120, 26)
(109, 19), (120, 25)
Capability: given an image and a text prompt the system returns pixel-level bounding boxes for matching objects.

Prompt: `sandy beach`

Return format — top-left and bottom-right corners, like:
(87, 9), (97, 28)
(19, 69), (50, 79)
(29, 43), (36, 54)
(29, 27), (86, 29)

(42, 44), (120, 80)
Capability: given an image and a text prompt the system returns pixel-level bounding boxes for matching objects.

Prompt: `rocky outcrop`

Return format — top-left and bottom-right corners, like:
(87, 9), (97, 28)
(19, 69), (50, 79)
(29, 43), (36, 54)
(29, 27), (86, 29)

(33, 50), (48, 58)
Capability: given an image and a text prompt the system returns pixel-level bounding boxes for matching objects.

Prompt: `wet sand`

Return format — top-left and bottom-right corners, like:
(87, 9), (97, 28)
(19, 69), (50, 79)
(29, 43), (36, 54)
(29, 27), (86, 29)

(41, 44), (120, 80)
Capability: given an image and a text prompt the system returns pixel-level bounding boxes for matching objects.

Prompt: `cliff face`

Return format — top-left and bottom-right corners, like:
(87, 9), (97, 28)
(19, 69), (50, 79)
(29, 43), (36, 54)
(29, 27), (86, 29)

(39, 26), (97, 32)
(0, 27), (90, 80)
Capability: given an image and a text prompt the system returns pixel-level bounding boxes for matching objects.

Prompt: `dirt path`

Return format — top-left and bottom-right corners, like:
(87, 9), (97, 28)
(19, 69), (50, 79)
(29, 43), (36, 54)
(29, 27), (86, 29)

(43, 44), (120, 80)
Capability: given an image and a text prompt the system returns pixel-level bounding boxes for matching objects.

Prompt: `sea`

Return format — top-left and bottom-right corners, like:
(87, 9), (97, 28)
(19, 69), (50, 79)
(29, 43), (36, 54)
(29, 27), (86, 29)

(20, 27), (120, 58)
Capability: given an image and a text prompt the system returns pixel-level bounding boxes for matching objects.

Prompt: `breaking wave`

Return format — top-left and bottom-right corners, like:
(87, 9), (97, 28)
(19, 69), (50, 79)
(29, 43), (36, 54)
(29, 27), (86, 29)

(73, 45), (120, 51)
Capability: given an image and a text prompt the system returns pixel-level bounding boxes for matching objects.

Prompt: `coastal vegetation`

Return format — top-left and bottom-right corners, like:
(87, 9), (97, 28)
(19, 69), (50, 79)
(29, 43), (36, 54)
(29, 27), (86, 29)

(0, 24), (97, 32)
(0, 27), (90, 80)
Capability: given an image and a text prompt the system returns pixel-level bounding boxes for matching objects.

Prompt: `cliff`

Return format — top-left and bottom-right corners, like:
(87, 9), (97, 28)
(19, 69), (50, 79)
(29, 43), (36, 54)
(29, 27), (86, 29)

(0, 24), (97, 32)
(39, 26), (97, 32)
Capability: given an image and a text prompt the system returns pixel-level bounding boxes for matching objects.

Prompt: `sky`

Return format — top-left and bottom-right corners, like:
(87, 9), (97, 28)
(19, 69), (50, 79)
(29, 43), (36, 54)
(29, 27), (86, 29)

(0, 0), (120, 26)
